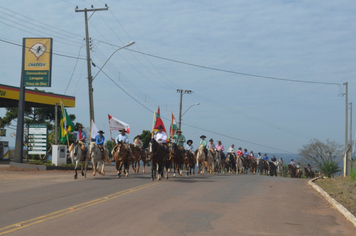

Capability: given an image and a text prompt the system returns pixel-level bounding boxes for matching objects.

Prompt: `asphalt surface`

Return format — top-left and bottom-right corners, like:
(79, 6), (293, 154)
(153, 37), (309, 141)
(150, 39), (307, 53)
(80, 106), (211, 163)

(0, 165), (355, 235)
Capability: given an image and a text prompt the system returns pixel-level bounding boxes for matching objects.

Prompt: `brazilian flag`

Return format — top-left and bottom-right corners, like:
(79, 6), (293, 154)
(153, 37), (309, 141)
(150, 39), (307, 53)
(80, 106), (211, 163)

(59, 103), (74, 144)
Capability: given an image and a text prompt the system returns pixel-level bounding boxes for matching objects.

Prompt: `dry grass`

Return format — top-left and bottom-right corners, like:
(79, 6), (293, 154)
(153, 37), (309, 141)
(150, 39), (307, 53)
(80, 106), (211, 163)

(316, 176), (356, 216)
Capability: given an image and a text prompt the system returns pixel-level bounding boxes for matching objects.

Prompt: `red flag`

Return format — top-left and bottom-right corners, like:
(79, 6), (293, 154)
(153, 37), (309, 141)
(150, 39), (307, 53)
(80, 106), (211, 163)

(153, 110), (167, 133)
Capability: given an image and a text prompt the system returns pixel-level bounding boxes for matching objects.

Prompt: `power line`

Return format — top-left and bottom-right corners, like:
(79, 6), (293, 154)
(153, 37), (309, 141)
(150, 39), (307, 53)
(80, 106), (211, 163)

(124, 48), (341, 86)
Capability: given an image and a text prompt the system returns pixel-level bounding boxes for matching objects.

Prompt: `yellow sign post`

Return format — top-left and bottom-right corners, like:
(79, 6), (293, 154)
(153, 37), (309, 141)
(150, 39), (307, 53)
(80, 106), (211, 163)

(23, 38), (53, 87)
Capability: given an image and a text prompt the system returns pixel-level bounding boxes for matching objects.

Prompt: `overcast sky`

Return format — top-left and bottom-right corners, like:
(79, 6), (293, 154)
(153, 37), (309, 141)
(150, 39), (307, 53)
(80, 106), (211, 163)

(1, 0), (356, 154)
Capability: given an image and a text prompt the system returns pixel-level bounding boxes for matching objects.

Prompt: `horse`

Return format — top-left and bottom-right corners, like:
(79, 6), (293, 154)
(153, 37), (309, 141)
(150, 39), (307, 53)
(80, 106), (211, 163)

(184, 150), (196, 176)
(258, 159), (269, 175)
(304, 168), (315, 178)
(225, 153), (236, 173)
(89, 142), (110, 176)
(129, 144), (146, 173)
(149, 138), (169, 181)
(241, 156), (250, 174)
(112, 141), (131, 178)
(69, 141), (88, 179)
(276, 158), (284, 177)
(169, 143), (184, 177)
(214, 150), (223, 174)
(288, 164), (302, 178)
(236, 155), (244, 174)
(269, 161), (277, 176)
(196, 145), (207, 175)
(206, 148), (215, 174)
(249, 158), (257, 175)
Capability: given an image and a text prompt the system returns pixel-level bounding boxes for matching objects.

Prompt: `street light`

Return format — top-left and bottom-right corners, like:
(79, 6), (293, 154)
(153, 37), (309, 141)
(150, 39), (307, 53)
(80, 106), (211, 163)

(92, 41), (135, 81)
(182, 103), (200, 117)
(179, 103), (200, 130)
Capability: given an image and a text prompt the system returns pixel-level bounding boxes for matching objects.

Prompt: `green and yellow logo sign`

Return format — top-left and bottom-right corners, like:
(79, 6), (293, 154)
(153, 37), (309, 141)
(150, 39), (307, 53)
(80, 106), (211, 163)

(23, 38), (53, 87)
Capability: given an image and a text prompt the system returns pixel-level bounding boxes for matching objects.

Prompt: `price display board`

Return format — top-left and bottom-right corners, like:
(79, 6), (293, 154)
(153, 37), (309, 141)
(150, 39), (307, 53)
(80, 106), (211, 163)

(28, 124), (47, 155)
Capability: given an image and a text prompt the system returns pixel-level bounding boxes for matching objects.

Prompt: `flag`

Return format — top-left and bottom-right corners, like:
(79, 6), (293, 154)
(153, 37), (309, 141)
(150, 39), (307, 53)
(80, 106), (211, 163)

(90, 120), (99, 140)
(108, 114), (130, 134)
(170, 112), (178, 137)
(153, 107), (167, 133)
(59, 102), (74, 144)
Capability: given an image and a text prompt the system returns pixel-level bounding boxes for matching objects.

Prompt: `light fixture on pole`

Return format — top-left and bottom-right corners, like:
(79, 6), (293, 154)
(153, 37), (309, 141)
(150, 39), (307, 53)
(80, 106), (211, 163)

(182, 103), (200, 117)
(92, 41), (135, 81)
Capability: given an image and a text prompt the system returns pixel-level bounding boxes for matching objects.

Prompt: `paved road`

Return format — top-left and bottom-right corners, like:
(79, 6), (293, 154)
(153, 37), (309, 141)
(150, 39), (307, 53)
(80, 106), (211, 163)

(0, 166), (354, 235)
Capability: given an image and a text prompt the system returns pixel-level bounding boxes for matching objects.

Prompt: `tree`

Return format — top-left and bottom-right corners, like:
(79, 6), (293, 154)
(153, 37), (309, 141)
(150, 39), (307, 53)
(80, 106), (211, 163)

(319, 160), (342, 178)
(138, 130), (152, 149)
(298, 139), (343, 170)
(105, 140), (115, 157)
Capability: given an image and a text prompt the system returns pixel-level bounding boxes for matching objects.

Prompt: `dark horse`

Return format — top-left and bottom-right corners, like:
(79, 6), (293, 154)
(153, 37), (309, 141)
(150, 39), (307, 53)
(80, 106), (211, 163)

(224, 153), (236, 173)
(184, 150), (196, 176)
(149, 138), (169, 181)
(258, 159), (269, 175)
(269, 162), (277, 176)
(169, 143), (184, 177)
(304, 168), (315, 178)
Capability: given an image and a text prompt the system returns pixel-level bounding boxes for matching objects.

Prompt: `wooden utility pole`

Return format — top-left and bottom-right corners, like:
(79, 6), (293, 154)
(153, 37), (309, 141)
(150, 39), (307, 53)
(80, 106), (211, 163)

(75, 5), (108, 126)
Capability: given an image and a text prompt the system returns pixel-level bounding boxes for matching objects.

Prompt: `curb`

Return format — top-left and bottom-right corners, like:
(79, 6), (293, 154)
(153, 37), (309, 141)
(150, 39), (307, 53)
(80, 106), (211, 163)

(9, 162), (92, 171)
(308, 177), (356, 228)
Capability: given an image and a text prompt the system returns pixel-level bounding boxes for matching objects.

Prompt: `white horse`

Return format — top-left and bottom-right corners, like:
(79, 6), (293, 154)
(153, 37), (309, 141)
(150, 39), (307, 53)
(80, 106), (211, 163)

(196, 145), (206, 174)
(89, 142), (110, 176)
(277, 158), (284, 177)
(69, 141), (88, 179)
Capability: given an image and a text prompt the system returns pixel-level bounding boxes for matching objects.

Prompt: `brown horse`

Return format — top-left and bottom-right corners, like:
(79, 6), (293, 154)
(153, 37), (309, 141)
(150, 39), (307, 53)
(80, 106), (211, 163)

(129, 144), (147, 173)
(249, 158), (257, 175)
(241, 156), (250, 174)
(112, 141), (130, 178)
(149, 138), (169, 181)
(184, 150), (196, 176)
(288, 165), (302, 178)
(196, 145), (207, 174)
(169, 143), (184, 177)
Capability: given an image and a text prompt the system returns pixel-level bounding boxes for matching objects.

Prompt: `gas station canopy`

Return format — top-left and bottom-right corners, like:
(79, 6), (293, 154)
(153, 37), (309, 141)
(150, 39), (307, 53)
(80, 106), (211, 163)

(0, 84), (75, 108)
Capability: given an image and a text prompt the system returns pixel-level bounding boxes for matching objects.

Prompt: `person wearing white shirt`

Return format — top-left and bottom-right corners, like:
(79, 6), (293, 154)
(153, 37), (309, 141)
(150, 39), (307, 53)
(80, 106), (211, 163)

(113, 129), (130, 144)
(152, 125), (168, 152)
(185, 140), (194, 152)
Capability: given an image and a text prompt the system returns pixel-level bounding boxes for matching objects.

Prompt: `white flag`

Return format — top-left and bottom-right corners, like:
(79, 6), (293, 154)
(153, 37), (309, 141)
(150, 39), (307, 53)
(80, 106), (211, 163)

(91, 120), (99, 139)
(108, 114), (130, 134)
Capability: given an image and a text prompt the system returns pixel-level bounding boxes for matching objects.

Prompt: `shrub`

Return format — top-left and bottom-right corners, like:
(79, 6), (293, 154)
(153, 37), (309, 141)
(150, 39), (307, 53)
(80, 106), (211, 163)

(319, 161), (342, 178)
(351, 163), (356, 181)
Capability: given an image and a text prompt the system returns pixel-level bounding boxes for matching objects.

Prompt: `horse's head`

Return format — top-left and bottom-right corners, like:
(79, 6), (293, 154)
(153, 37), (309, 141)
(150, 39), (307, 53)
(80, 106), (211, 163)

(89, 142), (96, 155)
(149, 138), (158, 153)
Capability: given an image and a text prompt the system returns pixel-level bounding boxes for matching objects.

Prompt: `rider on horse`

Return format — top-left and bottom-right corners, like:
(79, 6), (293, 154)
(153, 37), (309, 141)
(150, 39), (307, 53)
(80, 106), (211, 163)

(236, 147), (243, 157)
(271, 155), (277, 165)
(215, 140), (225, 160)
(207, 138), (216, 157)
(227, 144), (236, 158)
(112, 129), (131, 160)
(185, 139), (194, 153)
(153, 125), (168, 152)
(172, 130), (186, 146)
(95, 130), (107, 160)
(249, 150), (255, 159)
(66, 124), (87, 159)
(133, 135), (143, 148)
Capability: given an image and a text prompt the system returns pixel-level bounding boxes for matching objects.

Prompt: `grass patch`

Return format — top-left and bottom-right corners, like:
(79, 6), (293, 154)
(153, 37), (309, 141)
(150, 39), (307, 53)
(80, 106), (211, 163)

(316, 176), (356, 216)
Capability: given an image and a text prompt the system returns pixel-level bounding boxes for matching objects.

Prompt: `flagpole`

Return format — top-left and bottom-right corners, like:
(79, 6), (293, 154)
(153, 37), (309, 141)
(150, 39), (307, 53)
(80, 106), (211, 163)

(60, 100), (70, 148)
(108, 114), (113, 140)
(90, 119), (93, 141)
(170, 111), (173, 138)
(151, 110), (156, 138)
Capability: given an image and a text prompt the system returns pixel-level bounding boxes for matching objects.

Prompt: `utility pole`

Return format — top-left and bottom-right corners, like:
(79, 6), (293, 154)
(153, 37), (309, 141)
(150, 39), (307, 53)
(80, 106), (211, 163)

(344, 82), (348, 176)
(177, 89), (192, 130)
(75, 5), (108, 125)
(349, 102), (353, 175)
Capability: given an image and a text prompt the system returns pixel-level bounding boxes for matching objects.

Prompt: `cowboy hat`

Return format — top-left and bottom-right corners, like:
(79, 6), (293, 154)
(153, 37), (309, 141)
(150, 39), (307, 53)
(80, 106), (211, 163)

(119, 129), (126, 132)
(209, 138), (213, 142)
(187, 139), (193, 144)
(135, 135), (140, 139)
(98, 130), (105, 134)
(177, 129), (182, 133)
(157, 125), (163, 129)
(200, 135), (206, 138)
